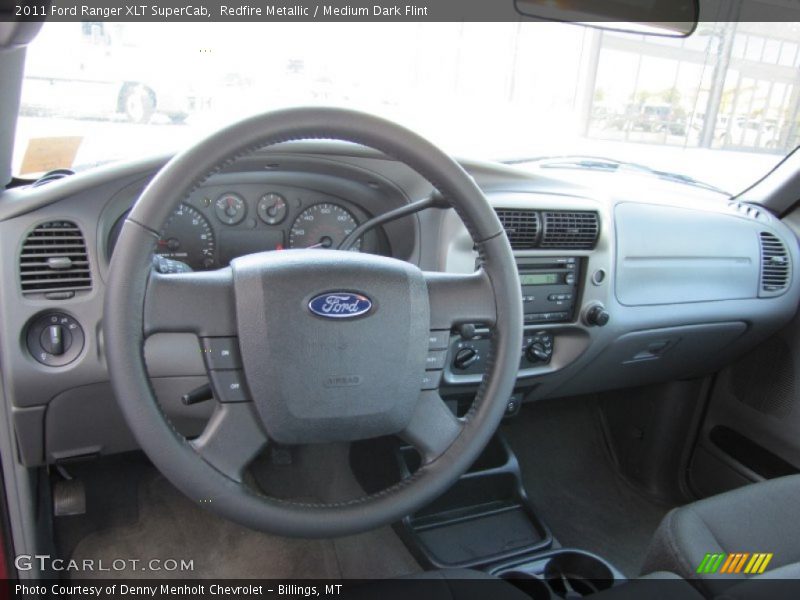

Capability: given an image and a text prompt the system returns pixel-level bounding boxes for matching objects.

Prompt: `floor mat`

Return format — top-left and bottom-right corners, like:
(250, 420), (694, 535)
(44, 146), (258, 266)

(66, 446), (420, 579)
(502, 396), (674, 577)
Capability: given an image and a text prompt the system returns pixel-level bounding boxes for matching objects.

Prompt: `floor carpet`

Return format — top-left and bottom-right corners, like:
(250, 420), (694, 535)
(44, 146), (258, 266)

(63, 445), (420, 579)
(502, 396), (674, 577)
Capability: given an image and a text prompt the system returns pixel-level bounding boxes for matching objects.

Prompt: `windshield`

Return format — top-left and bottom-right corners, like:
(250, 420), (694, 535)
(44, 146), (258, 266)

(13, 21), (800, 193)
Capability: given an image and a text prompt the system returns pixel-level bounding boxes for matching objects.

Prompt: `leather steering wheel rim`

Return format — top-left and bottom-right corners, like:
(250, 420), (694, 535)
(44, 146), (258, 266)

(104, 107), (523, 537)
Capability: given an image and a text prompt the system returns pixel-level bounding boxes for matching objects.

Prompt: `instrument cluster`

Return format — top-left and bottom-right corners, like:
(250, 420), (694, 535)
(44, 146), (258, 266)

(107, 183), (380, 271)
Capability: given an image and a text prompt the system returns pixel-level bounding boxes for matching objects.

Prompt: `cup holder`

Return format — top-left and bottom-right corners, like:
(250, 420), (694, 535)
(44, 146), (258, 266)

(500, 571), (552, 600)
(543, 552), (614, 598)
(493, 549), (620, 598)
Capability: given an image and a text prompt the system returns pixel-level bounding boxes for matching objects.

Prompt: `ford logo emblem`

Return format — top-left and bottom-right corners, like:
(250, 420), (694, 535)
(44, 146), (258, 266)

(308, 292), (373, 319)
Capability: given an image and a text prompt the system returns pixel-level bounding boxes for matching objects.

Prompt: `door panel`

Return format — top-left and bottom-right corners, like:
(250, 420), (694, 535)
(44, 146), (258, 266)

(690, 286), (800, 498)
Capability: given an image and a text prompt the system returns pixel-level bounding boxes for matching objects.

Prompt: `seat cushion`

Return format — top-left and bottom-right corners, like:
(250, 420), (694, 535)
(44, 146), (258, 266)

(641, 474), (800, 596)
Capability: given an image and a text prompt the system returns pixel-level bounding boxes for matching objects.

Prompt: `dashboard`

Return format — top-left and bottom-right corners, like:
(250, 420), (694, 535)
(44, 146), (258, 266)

(0, 142), (799, 468)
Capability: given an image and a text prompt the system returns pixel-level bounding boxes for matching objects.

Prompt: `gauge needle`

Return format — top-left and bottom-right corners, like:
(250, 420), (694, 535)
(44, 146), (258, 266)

(307, 237), (333, 249)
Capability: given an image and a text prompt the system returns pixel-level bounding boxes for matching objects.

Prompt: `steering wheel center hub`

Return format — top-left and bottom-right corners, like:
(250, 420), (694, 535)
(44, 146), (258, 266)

(230, 248), (430, 444)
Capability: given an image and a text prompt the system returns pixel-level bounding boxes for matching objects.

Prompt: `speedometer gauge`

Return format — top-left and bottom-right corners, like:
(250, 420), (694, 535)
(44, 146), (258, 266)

(156, 204), (216, 270)
(288, 203), (361, 251)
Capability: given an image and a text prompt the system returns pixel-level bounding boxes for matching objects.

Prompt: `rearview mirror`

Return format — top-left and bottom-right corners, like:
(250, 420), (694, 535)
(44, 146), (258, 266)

(514, 0), (699, 37)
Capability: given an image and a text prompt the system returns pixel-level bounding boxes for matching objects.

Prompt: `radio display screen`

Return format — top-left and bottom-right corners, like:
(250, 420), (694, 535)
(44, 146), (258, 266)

(520, 273), (559, 285)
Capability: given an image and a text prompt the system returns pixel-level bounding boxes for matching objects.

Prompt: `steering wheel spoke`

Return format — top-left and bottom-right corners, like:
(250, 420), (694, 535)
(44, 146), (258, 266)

(400, 390), (463, 464)
(190, 402), (268, 482)
(144, 269), (237, 336)
(425, 269), (497, 330)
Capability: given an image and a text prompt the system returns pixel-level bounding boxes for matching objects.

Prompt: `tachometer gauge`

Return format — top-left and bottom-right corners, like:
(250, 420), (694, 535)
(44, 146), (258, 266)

(156, 204), (216, 270)
(288, 203), (361, 251)
(214, 192), (247, 225)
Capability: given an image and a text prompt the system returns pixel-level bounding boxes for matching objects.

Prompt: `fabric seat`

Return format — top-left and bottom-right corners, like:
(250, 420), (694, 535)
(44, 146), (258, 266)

(641, 474), (800, 596)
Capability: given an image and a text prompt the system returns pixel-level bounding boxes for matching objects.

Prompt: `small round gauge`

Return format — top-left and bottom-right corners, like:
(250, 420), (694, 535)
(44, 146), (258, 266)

(156, 204), (216, 270)
(257, 193), (288, 225)
(214, 192), (247, 225)
(288, 203), (361, 251)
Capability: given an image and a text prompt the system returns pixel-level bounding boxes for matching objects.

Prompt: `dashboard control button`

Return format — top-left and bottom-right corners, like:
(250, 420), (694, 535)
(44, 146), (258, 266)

(425, 350), (448, 371)
(26, 312), (85, 367)
(427, 330), (450, 350)
(592, 269), (607, 285)
(523, 331), (554, 365)
(40, 324), (68, 356)
(210, 370), (249, 402)
(526, 342), (551, 363)
(421, 370), (442, 390)
(586, 305), (610, 327)
(453, 347), (479, 370)
(201, 337), (242, 370)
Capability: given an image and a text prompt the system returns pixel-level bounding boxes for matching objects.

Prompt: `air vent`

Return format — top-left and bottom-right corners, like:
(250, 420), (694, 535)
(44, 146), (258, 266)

(32, 169), (74, 188)
(759, 231), (790, 297)
(19, 221), (92, 296)
(541, 211), (599, 249)
(495, 209), (540, 250)
(729, 201), (766, 222)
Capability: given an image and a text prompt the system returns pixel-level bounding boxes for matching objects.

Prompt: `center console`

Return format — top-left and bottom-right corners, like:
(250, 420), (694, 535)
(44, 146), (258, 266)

(395, 435), (551, 569)
(444, 256), (584, 385)
(517, 256), (580, 325)
(385, 434), (626, 598)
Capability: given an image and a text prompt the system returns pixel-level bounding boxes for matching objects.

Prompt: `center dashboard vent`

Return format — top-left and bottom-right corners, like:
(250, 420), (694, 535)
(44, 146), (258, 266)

(19, 220), (92, 297)
(759, 231), (790, 297)
(541, 211), (600, 249)
(494, 208), (599, 250)
(494, 209), (540, 249)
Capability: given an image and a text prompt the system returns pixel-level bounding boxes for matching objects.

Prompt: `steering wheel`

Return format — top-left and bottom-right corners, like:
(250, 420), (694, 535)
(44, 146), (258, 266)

(104, 107), (522, 537)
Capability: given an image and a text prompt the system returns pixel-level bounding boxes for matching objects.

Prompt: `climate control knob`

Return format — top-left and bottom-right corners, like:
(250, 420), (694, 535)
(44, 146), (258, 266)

(453, 347), (479, 370)
(526, 342), (551, 363)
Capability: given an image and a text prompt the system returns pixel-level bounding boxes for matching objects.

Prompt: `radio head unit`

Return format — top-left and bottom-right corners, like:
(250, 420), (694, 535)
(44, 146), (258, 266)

(516, 256), (580, 324)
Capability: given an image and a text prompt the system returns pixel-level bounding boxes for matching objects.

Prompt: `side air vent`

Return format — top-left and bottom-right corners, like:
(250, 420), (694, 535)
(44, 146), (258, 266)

(19, 221), (92, 297)
(32, 168), (75, 188)
(759, 231), (790, 297)
(541, 211), (599, 249)
(495, 209), (540, 250)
